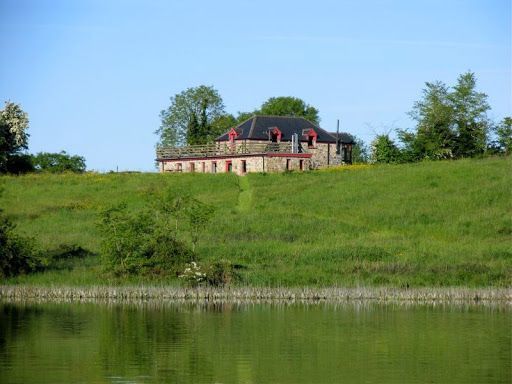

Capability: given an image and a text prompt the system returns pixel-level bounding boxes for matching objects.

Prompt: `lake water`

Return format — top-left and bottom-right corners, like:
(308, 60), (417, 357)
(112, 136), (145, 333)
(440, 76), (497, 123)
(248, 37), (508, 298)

(0, 300), (510, 383)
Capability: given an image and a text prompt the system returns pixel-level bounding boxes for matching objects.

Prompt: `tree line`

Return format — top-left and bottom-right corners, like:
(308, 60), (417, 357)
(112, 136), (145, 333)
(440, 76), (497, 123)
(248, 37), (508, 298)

(370, 72), (511, 163)
(157, 72), (511, 163)
(157, 88), (320, 146)
(0, 101), (86, 175)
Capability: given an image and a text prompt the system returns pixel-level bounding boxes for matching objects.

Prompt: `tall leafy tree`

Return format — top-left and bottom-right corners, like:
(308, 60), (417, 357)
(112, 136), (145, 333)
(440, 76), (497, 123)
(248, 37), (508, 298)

(210, 114), (238, 138)
(402, 81), (455, 160)
(0, 101), (30, 173)
(157, 85), (226, 146)
(258, 96), (320, 124)
(370, 134), (402, 163)
(186, 112), (201, 145)
(399, 71), (491, 161)
(449, 72), (491, 157)
(495, 117), (512, 155)
(234, 111), (255, 124)
(351, 136), (370, 163)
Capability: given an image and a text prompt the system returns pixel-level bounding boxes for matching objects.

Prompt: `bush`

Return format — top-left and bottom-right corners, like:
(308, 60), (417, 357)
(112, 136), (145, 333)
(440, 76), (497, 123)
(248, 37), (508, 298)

(178, 261), (207, 286)
(0, 214), (43, 277)
(31, 151), (86, 173)
(4, 154), (34, 174)
(178, 260), (242, 287)
(205, 260), (241, 287)
(370, 134), (402, 163)
(98, 204), (192, 276)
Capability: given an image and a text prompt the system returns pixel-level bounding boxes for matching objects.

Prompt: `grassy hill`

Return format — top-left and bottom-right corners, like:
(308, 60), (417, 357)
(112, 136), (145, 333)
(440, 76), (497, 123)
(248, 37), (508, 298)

(2, 157), (511, 287)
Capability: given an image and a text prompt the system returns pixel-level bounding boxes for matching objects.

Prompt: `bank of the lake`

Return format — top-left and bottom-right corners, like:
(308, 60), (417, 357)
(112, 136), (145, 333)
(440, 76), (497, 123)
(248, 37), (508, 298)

(1, 285), (511, 304)
(2, 156), (511, 287)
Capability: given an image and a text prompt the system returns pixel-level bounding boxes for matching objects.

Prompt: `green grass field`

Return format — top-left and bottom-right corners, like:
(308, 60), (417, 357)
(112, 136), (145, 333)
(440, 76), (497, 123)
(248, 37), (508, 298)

(2, 157), (511, 287)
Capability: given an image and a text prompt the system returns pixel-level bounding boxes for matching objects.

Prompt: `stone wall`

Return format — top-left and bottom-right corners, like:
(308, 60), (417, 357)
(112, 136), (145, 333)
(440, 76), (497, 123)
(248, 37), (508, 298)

(232, 139), (336, 168)
(265, 157), (310, 172)
(161, 155), (265, 175)
(160, 154), (311, 174)
(158, 139), (326, 174)
(303, 143), (338, 168)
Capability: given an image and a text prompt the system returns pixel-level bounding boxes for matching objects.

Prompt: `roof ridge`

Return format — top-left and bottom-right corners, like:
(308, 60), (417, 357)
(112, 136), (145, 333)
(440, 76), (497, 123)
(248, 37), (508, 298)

(252, 114), (324, 130)
(248, 115), (257, 138)
(298, 116), (321, 129)
(328, 131), (352, 135)
(234, 115), (256, 129)
(252, 114), (309, 120)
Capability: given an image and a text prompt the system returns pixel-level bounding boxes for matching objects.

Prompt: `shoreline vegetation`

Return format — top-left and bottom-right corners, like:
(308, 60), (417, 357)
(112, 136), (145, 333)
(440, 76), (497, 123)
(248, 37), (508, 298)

(1, 285), (510, 304)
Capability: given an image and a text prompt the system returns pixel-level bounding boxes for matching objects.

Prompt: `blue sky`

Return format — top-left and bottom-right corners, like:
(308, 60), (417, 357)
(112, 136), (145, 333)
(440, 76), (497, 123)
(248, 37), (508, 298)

(1, 0), (510, 171)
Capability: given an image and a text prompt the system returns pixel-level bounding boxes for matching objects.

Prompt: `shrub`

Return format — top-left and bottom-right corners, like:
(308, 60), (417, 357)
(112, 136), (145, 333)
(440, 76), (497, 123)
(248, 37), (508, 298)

(178, 260), (241, 287)
(31, 151), (86, 173)
(370, 134), (402, 163)
(4, 154), (34, 174)
(98, 204), (192, 276)
(205, 260), (241, 287)
(0, 214), (43, 277)
(178, 261), (207, 286)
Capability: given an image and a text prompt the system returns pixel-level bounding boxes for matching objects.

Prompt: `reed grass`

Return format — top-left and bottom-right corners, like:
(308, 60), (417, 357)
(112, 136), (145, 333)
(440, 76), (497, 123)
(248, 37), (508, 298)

(0, 285), (510, 303)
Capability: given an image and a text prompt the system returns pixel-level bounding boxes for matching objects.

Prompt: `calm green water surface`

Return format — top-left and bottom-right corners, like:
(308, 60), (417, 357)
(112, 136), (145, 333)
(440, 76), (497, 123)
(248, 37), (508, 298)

(0, 301), (510, 384)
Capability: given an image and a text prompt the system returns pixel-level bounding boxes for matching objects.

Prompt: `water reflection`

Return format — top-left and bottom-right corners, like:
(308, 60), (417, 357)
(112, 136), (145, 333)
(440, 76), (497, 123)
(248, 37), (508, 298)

(0, 300), (510, 384)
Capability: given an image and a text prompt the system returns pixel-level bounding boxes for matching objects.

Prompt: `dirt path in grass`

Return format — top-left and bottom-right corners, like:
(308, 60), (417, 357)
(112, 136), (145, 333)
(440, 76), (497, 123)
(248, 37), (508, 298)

(237, 175), (252, 212)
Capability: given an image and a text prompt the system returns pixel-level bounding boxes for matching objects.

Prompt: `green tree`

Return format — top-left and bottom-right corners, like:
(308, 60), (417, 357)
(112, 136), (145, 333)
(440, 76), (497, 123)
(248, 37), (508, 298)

(152, 190), (215, 252)
(495, 117), (512, 155)
(5, 154), (34, 174)
(370, 134), (402, 163)
(258, 96), (320, 124)
(402, 81), (455, 161)
(450, 72), (491, 157)
(400, 72), (491, 161)
(157, 85), (226, 146)
(186, 112), (201, 145)
(31, 151), (86, 173)
(210, 114), (237, 139)
(0, 101), (30, 173)
(351, 136), (369, 163)
(234, 111), (255, 124)
(186, 199), (214, 253)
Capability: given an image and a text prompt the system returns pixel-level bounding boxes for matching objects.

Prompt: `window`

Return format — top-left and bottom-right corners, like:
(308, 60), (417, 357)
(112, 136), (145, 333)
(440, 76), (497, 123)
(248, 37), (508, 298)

(269, 127), (282, 143)
(176, 163), (182, 172)
(190, 163), (195, 172)
(306, 129), (317, 148)
(225, 160), (232, 172)
(241, 160), (247, 173)
(228, 128), (237, 143)
(201, 162), (205, 173)
(212, 161), (217, 173)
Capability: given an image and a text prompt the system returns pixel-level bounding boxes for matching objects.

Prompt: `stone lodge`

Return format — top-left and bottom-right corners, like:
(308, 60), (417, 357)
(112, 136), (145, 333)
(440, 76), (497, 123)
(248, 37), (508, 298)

(156, 115), (354, 175)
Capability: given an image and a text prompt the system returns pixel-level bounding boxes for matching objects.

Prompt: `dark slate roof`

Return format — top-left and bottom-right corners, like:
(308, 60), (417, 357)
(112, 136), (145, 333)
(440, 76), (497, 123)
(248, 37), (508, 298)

(216, 115), (354, 144)
(328, 132), (355, 144)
